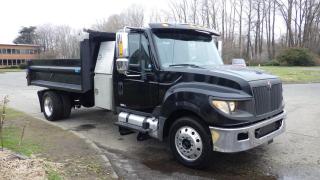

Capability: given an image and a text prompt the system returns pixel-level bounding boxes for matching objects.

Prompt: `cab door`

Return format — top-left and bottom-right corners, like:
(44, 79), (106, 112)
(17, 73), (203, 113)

(116, 33), (158, 113)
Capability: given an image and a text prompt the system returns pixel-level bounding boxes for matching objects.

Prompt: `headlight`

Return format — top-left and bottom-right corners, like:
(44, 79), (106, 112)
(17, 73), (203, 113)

(211, 100), (236, 114)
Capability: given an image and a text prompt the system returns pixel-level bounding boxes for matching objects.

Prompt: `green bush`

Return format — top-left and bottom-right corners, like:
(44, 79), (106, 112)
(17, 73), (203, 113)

(19, 63), (27, 69)
(263, 60), (280, 66)
(247, 61), (261, 66)
(5, 66), (19, 69)
(277, 48), (316, 66)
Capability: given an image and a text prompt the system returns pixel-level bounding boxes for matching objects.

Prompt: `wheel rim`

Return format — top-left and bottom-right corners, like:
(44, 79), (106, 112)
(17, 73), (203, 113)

(175, 126), (203, 162)
(44, 96), (53, 117)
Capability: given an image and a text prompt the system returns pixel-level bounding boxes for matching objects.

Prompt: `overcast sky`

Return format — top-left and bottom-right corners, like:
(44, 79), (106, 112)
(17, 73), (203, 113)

(0, 0), (169, 44)
(0, 0), (286, 44)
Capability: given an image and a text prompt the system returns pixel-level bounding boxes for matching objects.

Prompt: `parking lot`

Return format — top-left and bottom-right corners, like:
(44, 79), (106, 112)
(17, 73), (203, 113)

(0, 72), (319, 179)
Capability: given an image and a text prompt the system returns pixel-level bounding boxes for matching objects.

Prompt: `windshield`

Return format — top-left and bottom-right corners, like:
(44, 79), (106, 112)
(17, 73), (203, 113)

(152, 30), (223, 68)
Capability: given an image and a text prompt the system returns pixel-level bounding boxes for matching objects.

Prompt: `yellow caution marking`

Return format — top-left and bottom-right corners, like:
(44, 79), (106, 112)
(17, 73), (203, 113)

(211, 130), (220, 143)
(119, 40), (123, 57)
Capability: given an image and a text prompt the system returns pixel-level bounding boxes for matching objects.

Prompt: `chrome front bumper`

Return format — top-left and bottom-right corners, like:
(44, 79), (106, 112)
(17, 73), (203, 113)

(209, 111), (286, 153)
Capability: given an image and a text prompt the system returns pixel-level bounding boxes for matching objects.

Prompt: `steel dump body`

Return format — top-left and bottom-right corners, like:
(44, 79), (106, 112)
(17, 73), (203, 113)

(27, 31), (116, 93)
(27, 59), (83, 92)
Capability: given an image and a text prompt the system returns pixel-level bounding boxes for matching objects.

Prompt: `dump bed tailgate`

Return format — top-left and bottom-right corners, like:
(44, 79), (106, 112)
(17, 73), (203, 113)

(27, 59), (88, 93)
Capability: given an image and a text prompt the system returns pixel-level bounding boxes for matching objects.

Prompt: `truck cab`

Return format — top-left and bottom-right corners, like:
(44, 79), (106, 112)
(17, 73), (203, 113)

(27, 23), (286, 168)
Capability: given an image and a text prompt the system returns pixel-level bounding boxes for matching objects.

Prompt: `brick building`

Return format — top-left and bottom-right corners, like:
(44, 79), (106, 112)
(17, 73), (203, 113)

(0, 44), (40, 67)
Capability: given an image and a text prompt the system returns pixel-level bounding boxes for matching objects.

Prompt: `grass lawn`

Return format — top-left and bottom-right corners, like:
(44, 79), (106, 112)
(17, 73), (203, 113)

(0, 108), (39, 156)
(255, 66), (320, 83)
(0, 107), (113, 179)
(0, 68), (24, 73)
(1, 127), (40, 156)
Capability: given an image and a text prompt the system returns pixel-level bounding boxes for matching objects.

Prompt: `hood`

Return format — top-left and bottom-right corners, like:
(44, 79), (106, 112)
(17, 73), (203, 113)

(166, 65), (278, 82)
(206, 65), (277, 82)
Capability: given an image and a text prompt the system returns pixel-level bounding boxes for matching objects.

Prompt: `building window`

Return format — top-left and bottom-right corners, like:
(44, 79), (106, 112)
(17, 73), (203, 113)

(6, 49), (11, 54)
(16, 49), (20, 54)
(1, 49), (6, 54)
(12, 49), (16, 54)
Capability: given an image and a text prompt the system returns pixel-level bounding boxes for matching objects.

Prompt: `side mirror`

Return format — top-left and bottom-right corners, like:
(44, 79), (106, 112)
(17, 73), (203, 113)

(115, 31), (130, 74)
(116, 32), (129, 58)
(116, 58), (129, 75)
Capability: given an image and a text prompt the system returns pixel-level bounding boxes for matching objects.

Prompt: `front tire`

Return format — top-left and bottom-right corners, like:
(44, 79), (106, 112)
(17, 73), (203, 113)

(42, 91), (63, 121)
(169, 116), (212, 169)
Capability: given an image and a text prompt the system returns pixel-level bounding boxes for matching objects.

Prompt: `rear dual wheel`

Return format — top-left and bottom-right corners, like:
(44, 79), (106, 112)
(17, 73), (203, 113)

(42, 91), (72, 121)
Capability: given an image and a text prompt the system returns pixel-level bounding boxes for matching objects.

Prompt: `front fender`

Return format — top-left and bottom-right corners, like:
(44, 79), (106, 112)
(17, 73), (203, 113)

(160, 82), (252, 119)
(159, 82), (254, 131)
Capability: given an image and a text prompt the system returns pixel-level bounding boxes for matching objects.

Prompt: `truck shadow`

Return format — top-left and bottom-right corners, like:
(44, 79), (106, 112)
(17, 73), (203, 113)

(101, 139), (277, 180)
(139, 146), (276, 179)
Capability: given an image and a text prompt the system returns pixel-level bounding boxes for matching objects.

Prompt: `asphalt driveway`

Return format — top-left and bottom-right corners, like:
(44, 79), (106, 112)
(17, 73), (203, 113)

(0, 72), (319, 180)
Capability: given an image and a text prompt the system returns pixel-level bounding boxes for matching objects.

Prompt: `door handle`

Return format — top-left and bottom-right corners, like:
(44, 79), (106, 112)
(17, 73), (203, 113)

(126, 74), (141, 78)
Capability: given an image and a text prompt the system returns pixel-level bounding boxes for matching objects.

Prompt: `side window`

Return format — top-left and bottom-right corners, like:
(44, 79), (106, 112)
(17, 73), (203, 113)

(128, 33), (152, 73)
(140, 35), (152, 71)
(128, 33), (140, 72)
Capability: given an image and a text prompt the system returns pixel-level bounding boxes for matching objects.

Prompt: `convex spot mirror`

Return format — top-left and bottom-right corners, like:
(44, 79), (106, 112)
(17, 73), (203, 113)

(116, 58), (129, 75)
(116, 32), (129, 74)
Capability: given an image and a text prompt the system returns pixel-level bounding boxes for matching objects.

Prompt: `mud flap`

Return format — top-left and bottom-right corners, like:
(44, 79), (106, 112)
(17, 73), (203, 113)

(37, 90), (48, 112)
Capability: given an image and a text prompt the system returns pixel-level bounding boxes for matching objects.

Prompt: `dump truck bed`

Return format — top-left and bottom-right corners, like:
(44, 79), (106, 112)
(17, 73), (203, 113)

(27, 59), (84, 93)
(27, 31), (116, 94)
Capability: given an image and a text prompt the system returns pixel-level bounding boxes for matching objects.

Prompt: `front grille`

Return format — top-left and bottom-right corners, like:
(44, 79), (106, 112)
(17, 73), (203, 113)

(252, 83), (282, 115)
(255, 120), (282, 138)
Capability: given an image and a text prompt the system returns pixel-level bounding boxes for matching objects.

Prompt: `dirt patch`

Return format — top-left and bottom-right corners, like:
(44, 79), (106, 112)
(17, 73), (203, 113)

(2, 109), (115, 180)
(0, 149), (62, 180)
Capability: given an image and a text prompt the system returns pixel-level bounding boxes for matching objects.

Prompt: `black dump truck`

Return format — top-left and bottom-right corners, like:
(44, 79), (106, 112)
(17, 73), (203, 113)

(27, 23), (286, 168)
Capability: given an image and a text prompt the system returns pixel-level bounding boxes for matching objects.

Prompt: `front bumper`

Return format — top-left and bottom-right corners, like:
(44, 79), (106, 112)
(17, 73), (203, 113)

(209, 111), (286, 153)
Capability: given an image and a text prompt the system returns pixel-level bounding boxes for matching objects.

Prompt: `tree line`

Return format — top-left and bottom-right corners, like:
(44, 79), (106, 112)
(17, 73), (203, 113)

(14, 25), (81, 59)
(13, 0), (320, 63)
(154, 0), (320, 63)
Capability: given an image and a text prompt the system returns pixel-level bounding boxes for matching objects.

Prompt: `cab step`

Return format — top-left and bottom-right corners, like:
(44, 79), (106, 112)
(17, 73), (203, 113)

(115, 121), (151, 133)
(115, 112), (159, 139)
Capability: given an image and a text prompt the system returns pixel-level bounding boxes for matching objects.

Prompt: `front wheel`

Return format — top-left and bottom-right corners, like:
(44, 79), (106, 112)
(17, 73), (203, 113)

(169, 116), (212, 169)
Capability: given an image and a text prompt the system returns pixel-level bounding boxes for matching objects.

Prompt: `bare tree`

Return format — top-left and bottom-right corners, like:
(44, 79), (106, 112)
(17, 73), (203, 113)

(93, 15), (125, 32)
(238, 1), (243, 57)
(246, 0), (253, 60)
(93, 4), (144, 32)
(123, 4), (145, 27)
(35, 24), (81, 59)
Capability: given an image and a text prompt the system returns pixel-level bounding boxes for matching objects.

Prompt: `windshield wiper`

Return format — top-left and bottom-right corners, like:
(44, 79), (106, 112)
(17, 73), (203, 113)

(169, 64), (204, 68)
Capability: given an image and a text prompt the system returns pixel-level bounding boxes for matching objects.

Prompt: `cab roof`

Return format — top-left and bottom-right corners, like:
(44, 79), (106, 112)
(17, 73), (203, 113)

(148, 23), (220, 36)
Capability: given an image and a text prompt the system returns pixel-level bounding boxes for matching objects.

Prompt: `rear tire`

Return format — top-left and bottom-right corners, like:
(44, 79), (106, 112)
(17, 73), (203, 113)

(42, 91), (63, 121)
(169, 116), (212, 169)
(60, 94), (72, 119)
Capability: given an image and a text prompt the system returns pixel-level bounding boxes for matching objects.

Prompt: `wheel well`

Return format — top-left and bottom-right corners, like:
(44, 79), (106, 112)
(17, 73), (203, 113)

(162, 109), (206, 139)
